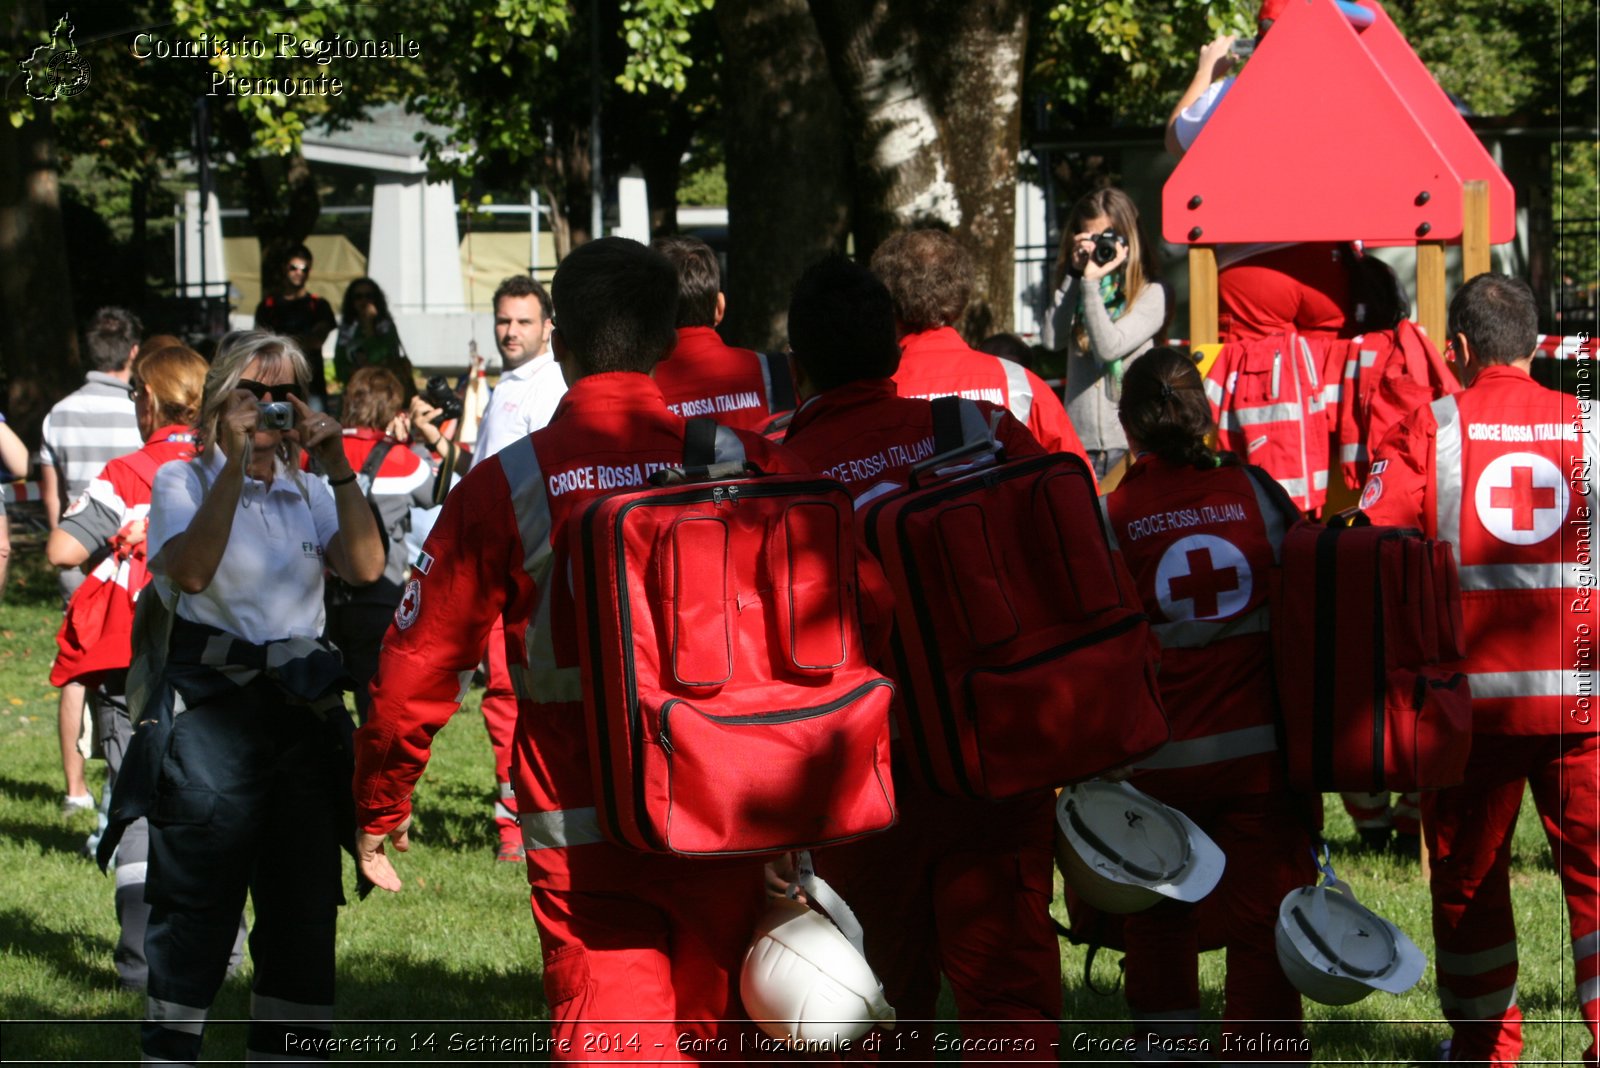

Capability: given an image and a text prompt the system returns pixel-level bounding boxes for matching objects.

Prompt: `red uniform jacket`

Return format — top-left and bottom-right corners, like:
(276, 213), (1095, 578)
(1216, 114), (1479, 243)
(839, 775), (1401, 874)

(891, 327), (1090, 465)
(781, 378), (1044, 501)
(355, 373), (859, 889)
(1360, 364), (1599, 735)
(1104, 455), (1295, 797)
(652, 325), (793, 432)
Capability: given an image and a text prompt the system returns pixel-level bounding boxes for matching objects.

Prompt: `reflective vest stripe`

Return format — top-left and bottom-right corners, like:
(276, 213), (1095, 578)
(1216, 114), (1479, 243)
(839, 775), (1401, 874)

(1000, 359), (1034, 425)
(1151, 606), (1270, 648)
(711, 423), (748, 466)
(1469, 669), (1576, 699)
(1581, 976), (1600, 1008)
(1341, 442), (1364, 464)
(514, 579), (584, 702)
(1245, 468), (1292, 562)
(1458, 561), (1586, 591)
(1432, 394), (1464, 551)
(1438, 982), (1518, 1018)
(1274, 470), (1328, 500)
(1204, 377), (1225, 408)
(1134, 724), (1277, 770)
(521, 806), (605, 850)
(496, 437), (555, 583)
(1219, 400), (1303, 428)
(1437, 940), (1518, 975)
(1099, 496), (1120, 553)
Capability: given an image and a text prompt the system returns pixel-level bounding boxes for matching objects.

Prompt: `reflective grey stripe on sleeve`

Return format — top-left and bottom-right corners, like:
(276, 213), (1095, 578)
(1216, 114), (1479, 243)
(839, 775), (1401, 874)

(1574, 931), (1600, 962)
(521, 806), (605, 851)
(1469, 669), (1574, 699)
(1432, 394), (1462, 549)
(148, 996), (206, 1034)
(494, 780), (517, 821)
(1246, 470), (1292, 563)
(757, 352), (776, 411)
(1438, 982), (1518, 1018)
(712, 424), (747, 467)
(1152, 607), (1271, 648)
(1437, 940), (1518, 975)
(496, 436), (555, 582)
(251, 992), (332, 1022)
(1458, 562), (1585, 591)
(1134, 724), (1277, 770)
(1581, 976), (1600, 1008)
(114, 860), (148, 889)
(454, 667), (476, 703)
(1000, 359), (1034, 425)
(1204, 377), (1226, 408)
(1341, 443), (1365, 464)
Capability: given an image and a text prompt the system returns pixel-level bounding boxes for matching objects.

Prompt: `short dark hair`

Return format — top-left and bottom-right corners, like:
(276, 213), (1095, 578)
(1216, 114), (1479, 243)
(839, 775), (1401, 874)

(286, 244), (314, 266)
(650, 235), (721, 328)
(550, 238), (679, 375)
(788, 257), (900, 391)
(84, 306), (142, 373)
(1449, 273), (1538, 365)
(492, 274), (553, 321)
(869, 229), (973, 332)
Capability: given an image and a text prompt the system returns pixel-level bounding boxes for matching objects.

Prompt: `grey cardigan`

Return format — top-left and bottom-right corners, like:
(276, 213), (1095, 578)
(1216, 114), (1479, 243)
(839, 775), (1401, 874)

(1043, 276), (1168, 453)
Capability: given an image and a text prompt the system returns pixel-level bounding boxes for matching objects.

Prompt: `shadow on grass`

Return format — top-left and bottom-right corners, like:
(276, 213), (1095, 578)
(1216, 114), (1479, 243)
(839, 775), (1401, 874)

(413, 779), (500, 853)
(0, 905), (116, 992)
(339, 951), (549, 1022)
(0, 785), (98, 856)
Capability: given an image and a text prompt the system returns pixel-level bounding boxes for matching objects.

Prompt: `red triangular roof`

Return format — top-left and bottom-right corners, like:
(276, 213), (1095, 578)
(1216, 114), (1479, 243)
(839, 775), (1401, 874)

(1162, 0), (1514, 245)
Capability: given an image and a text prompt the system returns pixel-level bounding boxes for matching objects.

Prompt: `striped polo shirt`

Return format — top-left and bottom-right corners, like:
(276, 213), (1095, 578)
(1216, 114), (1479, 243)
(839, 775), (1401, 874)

(39, 372), (142, 505)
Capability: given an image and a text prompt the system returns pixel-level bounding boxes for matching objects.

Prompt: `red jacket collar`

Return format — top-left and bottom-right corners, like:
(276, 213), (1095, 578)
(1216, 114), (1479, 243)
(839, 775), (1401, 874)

(149, 424), (199, 447)
(786, 379), (900, 439)
(550, 371), (668, 421)
(1468, 364), (1534, 388)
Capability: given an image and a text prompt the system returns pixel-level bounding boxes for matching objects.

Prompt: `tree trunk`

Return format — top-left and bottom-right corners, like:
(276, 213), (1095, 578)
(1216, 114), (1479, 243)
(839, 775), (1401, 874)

(716, 0), (852, 350)
(544, 120), (594, 261)
(240, 147), (323, 298)
(0, 109), (80, 445)
(809, 0), (1028, 338)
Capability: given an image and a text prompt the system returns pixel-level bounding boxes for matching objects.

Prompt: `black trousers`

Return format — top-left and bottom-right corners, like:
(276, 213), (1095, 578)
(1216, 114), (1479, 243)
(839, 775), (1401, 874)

(141, 688), (348, 1062)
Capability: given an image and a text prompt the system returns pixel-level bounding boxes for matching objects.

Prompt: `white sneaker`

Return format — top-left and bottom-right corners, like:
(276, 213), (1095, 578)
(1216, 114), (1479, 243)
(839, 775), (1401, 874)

(61, 793), (94, 817)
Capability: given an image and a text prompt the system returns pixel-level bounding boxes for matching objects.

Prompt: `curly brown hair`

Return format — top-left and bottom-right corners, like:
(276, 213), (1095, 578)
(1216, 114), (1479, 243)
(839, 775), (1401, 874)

(341, 366), (407, 430)
(869, 229), (973, 332)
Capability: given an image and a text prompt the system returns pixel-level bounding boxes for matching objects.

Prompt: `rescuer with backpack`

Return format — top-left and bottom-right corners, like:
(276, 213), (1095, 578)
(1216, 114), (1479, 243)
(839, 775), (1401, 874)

(1360, 273), (1599, 1066)
(353, 238), (855, 1057)
(1103, 347), (1316, 1058)
(780, 256), (1065, 1057)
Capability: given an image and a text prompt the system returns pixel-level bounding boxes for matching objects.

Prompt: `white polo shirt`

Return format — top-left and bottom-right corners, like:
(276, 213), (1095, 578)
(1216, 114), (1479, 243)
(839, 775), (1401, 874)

(473, 349), (567, 461)
(147, 449), (340, 644)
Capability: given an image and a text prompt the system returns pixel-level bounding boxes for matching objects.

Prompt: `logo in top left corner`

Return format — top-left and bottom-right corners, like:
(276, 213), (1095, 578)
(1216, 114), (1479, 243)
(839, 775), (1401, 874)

(18, 13), (91, 102)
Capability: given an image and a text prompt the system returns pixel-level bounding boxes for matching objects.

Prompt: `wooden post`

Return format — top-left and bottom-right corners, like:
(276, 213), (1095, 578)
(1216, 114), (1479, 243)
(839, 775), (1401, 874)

(1462, 179), (1491, 283)
(1416, 241), (1448, 349)
(1189, 246), (1219, 347)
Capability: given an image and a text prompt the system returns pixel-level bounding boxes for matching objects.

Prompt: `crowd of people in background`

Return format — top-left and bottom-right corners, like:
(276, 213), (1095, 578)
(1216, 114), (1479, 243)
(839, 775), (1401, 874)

(0, 3), (1592, 1057)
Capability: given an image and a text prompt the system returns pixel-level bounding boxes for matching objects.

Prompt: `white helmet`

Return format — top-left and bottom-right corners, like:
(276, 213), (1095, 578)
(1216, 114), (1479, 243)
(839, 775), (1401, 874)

(1275, 863), (1426, 1005)
(741, 895), (896, 1049)
(1055, 781), (1226, 914)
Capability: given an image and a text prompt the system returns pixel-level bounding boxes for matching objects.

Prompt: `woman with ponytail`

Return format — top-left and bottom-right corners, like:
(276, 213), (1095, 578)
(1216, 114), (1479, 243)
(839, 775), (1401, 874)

(1101, 347), (1316, 1059)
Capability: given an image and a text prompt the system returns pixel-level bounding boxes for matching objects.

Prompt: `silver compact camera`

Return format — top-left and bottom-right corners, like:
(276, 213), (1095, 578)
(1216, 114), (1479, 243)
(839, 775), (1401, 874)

(257, 401), (295, 431)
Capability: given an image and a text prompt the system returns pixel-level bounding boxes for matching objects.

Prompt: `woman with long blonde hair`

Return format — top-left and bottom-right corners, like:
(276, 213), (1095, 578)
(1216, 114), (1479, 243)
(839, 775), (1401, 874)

(1043, 186), (1170, 479)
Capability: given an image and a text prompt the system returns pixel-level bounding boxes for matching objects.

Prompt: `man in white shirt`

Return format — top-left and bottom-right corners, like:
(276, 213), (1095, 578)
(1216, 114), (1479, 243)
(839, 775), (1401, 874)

(472, 275), (566, 861)
(473, 276), (566, 462)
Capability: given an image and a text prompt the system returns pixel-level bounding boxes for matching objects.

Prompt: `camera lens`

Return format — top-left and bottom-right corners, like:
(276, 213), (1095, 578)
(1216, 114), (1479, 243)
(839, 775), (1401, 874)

(1092, 232), (1121, 266)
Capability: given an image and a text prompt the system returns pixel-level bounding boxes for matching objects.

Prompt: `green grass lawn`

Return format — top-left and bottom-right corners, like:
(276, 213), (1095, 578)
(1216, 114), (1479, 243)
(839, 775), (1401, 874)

(0, 538), (1591, 1063)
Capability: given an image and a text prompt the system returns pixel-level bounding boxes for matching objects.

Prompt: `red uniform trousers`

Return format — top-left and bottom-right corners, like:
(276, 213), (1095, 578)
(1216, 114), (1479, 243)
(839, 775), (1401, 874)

(1422, 732), (1600, 1067)
(527, 868), (771, 1063)
(1121, 788), (1314, 1059)
(1218, 244), (1352, 345)
(813, 769), (1061, 1062)
(482, 616), (520, 850)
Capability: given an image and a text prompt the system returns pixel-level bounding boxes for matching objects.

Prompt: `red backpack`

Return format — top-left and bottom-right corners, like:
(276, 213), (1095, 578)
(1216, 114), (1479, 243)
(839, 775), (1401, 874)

(1332, 320), (1459, 490)
(861, 398), (1168, 799)
(568, 420), (896, 856)
(1270, 520), (1471, 793)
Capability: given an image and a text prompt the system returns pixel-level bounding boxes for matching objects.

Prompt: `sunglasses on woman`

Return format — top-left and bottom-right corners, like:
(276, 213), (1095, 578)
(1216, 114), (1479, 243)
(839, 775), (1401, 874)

(238, 379), (306, 402)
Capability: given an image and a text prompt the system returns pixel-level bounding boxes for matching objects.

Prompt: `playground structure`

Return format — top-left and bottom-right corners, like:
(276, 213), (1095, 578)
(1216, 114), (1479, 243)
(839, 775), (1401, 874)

(1162, 0), (1516, 347)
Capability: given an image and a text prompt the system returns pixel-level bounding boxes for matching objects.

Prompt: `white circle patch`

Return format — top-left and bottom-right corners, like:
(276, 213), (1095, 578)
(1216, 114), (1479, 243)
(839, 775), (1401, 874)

(1155, 534), (1252, 622)
(1473, 452), (1568, 545)
(395, 578), (422, 630)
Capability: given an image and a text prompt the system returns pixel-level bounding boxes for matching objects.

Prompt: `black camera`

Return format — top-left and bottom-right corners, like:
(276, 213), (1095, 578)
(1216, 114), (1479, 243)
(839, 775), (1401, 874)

(1091, 230), (1127, 267)
(422, 376), (463, 422)
(257, 401), (294, 431)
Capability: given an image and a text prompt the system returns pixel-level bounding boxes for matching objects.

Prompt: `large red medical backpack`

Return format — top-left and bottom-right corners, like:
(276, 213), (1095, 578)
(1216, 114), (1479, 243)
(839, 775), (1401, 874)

(1271, 521), (1471, 793)
(569, 420), (896, 857)
(861, 399), (1168, 800)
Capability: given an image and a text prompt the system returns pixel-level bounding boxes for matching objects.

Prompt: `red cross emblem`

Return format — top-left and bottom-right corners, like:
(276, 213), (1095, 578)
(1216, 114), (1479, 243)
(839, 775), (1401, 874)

(395, 578), (422, 629)
(1167, 547), (1240, 618)
(1488, 465), (1557, 531)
